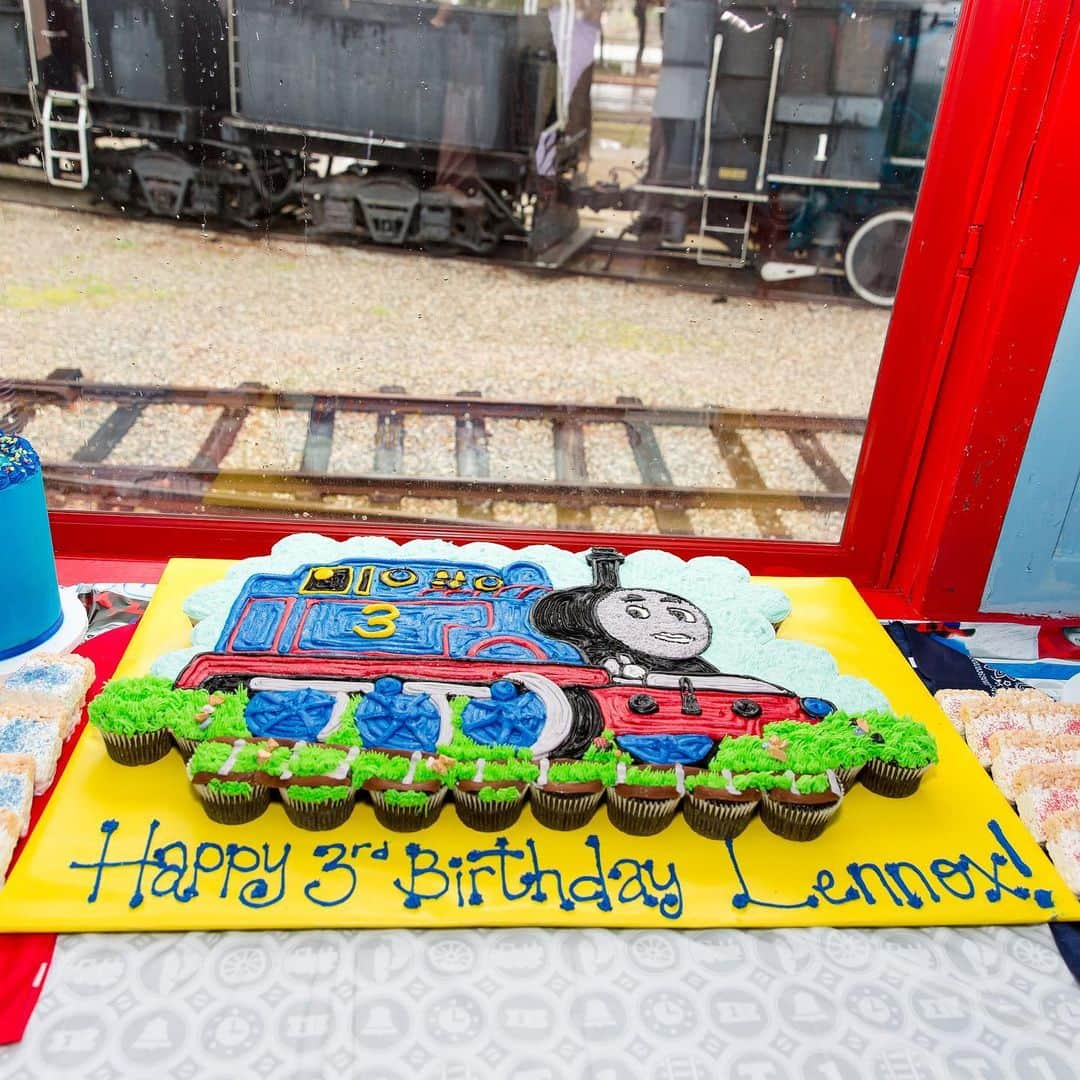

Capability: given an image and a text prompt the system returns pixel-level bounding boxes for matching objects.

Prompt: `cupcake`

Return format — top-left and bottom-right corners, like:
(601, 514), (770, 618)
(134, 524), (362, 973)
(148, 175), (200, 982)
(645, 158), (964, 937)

(452, 756), (539, 832)
(606, 763), (684, 836)
(530, 758), (611, 830)
(260, 741), (360, 830)
(360, 751), (448, 832)
(682, 768), (762, 840)
(167, 687), (250, 760)
(87, 675), (175, 765)
(759, 770), (844, 841)
(186, 739), (271, 824)
(861, 713), (938, 797)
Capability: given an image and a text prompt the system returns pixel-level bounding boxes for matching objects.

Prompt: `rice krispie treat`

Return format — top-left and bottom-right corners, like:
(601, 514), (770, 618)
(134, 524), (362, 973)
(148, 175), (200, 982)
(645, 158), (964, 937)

(0, 757), (34, 836)
(1014, 764), (1080, 844)
(1045, 809), (1080, 896)
(0, 807), (19, 887)
(934, 689), (990, 733)
(0, 716), (62, 795)
(989, 731), (1080, 802)
(964, 709), (1032, 768)
(0, 653), (95, 740)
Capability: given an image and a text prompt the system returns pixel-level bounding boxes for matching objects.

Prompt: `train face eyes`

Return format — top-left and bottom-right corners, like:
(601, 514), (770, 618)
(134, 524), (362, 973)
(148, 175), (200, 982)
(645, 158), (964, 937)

(594, 589), (712, 661)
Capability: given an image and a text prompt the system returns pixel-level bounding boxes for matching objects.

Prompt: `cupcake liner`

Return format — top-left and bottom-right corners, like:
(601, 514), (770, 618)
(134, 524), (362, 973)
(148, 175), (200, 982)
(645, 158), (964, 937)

(172, 735), (201, 762)
(194, 782), (271, 825)
(861, 760), (928, 798)
(282, 789), (356, 831)
(101, 728), (173, 766)
(530, 786), (605, 831)
(453, 787), (527, 832)
(606, 789), (682, 837)
(369, 786), (448, 832)
(760, 793), (842, 841)
(683, 792), (759, 840)
(832, 764), (864, 792)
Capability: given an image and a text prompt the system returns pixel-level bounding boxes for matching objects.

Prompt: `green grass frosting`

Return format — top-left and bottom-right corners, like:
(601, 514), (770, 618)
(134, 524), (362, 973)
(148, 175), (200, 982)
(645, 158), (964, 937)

(285, 784), (352, 804)
(88, 676), (176, 736)
(382, 789), (431, 808)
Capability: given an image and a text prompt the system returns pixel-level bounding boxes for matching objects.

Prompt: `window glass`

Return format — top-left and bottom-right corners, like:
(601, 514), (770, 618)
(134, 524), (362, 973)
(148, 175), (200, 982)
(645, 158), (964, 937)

(1, 0), (959, 541)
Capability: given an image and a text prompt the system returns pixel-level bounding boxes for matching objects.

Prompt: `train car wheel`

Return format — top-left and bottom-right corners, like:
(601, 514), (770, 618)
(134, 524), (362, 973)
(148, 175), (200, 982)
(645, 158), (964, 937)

(546, 688), (604, 760)
(500, 670), (575, 758)
(843, 209), (914, 308)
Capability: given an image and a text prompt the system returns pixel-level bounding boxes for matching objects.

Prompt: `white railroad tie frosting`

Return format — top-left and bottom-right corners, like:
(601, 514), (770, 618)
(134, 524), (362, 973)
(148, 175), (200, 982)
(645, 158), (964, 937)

(537, 757), (550, 787)
(218, 738), (246, 776)
(786, 769), (799, 794)
(328, 746), (361, 781)
(826, 768), (843, 797)
(280, 740), (307, 782)
(674, 762), (686, 796)
(472, 758), (486, 784)
(722, 768), (739, 796)
(615, 761), (627, 786)
(403, 750), (422, 786)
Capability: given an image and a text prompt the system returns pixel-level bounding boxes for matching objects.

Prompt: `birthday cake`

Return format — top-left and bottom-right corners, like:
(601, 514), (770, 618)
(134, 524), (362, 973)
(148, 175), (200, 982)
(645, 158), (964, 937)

(88, 535), (939, 841)
(0, 432), (63, 660)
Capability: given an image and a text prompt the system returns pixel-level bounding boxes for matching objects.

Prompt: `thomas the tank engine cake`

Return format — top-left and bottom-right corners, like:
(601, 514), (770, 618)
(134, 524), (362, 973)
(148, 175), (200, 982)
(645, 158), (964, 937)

(88, 536), (939, 840)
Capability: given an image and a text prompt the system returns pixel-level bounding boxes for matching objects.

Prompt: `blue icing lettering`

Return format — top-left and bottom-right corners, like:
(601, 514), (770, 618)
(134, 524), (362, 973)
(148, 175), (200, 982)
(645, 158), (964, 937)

(729, 819), (1056, 913)
(460, 681), (545, 746)
(245, 689), (338, 741)
(356, 677), (440, 751)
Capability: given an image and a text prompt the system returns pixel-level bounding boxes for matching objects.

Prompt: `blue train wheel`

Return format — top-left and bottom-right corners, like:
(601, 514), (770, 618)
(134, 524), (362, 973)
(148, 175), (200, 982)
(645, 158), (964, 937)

(799, 696), (836, 720)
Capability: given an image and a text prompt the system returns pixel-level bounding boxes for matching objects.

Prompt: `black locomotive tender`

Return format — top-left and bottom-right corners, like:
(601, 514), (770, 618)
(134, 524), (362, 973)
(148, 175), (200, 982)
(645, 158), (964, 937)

(0, 0), (957, 305)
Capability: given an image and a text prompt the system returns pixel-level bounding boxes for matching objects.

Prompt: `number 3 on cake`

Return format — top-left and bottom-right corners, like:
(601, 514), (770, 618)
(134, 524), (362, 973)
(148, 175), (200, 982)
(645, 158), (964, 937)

(352, 603), (400, 639)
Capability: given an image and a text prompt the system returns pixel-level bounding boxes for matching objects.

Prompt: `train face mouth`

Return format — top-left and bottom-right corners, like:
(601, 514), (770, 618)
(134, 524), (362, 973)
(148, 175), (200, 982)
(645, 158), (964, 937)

(652, 632), (693, 644)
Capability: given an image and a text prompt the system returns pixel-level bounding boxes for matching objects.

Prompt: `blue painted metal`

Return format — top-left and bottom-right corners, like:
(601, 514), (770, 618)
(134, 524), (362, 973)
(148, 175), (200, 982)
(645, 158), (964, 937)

(984, 268), (1080, 614)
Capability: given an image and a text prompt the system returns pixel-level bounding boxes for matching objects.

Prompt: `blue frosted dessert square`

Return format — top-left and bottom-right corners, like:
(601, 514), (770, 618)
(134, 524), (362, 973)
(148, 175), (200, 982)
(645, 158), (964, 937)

(0, 716), (62, 795)
(1, 653), (95, 739)
(0, 759), (34, 837)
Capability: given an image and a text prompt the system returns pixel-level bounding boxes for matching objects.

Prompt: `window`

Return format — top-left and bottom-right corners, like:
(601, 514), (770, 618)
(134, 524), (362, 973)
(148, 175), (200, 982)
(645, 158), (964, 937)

(2, 0), (968, 567)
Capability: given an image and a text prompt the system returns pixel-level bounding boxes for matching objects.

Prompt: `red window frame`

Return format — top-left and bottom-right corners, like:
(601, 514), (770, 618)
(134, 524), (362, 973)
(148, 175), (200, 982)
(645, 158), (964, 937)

(47, 0), (1072, 617)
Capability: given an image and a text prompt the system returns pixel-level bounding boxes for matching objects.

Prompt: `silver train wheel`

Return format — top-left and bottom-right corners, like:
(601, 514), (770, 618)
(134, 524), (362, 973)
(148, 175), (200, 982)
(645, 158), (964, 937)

(844, 208), (915, 308)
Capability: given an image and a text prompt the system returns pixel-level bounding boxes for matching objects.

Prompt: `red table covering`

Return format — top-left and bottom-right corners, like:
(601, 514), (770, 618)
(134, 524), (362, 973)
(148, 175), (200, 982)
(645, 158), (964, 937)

(0, 622), (136, 1045)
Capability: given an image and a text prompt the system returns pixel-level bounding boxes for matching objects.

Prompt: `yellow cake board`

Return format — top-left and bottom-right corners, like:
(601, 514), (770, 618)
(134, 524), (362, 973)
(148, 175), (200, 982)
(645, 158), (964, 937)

(2, 558), (1077, 931)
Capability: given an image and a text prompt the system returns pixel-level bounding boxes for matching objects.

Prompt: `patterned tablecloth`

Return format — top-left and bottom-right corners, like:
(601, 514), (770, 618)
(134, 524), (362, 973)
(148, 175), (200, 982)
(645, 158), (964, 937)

(1, 924), (1077, 1079)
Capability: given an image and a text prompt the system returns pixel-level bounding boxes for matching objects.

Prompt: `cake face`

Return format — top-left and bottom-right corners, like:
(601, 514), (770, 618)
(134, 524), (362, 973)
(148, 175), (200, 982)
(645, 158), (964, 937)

(0, 432), (62, 660)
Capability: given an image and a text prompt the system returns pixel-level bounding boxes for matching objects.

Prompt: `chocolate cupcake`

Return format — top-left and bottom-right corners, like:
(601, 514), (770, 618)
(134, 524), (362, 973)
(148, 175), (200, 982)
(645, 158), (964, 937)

(530, 758), (610, 831)
(187, 739), (270, 824)
(860, 713), (938, 798)
(606, 764), (684, 836)
(361, 751), (448, 832)
(260, 742), (362, 830)
(449, 756), (538, 832)
(682, 768), (761, 840)
(759, 771), (844, 841)
(87, 676), (175, 766)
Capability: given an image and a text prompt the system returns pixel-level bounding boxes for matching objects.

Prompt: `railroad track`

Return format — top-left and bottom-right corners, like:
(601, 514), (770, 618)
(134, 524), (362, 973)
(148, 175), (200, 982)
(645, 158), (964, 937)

(0, 170), (856, 304)
(5, 375), (865, 538)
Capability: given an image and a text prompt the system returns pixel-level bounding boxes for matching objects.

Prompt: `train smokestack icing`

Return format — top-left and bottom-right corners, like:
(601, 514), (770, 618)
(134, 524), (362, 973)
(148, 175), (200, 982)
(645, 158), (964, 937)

(586, 548), (625, 589)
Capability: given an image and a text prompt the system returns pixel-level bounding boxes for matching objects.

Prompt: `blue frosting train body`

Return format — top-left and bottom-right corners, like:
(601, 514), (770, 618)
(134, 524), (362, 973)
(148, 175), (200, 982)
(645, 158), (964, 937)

(0, 432), (62, 659)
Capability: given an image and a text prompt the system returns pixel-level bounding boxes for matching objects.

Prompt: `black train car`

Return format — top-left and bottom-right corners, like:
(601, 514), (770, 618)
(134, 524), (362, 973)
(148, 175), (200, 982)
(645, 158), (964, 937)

(18, 0), (235, 208)
(224, 0), (572, 254)
(0, 1), (35, 163)
(623, 0), (958, 305)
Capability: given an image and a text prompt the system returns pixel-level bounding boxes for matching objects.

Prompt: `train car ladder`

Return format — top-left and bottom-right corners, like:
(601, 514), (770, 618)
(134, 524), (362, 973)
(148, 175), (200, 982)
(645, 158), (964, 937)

(42, 90), (91, 190)
(696, 195), (753, 267)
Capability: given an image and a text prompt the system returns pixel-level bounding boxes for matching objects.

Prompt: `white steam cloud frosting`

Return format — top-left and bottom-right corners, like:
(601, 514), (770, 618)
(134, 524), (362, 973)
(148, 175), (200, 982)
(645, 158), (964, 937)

(151, 533), (889, 713)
